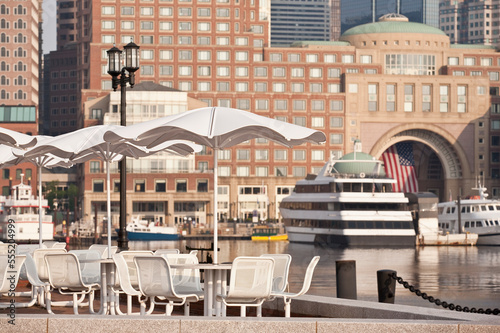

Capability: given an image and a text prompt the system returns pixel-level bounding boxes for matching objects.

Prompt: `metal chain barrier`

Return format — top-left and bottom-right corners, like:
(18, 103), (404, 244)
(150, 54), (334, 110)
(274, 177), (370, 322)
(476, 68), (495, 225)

(390, 272), (500, 315)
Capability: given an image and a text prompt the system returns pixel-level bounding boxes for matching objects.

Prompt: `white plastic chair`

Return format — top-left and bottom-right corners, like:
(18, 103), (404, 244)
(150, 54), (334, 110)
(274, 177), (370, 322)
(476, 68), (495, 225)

(260, 254), (292, 293)
(154, 249), (180, 255)
(15, 254), (50, 308)
(270, 256), (320, 317)
(134, 255), (202, 316)
(216, 256), (275, 317)
(119, 251), (154, 288)
(69, 250), (102, 284)
(44, 252), (100, 314)
(43, 241), (66, 249)
(89, 244), (118, 258)
(112, 252), (154, 315)
(164, 253), (204, 313)
(0, 254), (26, 309)
(32, 248), (67, 283)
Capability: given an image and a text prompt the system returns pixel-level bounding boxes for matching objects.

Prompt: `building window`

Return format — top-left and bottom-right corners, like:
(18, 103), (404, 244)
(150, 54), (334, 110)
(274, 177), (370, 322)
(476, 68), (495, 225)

(448, 57), (459, 65)
(275, 166), (287, 177)
(342, 55), (354, 63)
(464, 57), (476, 66)
(293, 167), (306, 177)
(155, 180), (166, 192)
(293, 116), (306, 127)
(218, 166), (230, 177)
(368, 84), (378, 111)
(93, 180), (104, 193)
(457, 86), (467, 113)
(440, 85), (449, 112)
(237, 149), (250, 160)
(311, 117), (324, 128)
(255, 167), (268, 177)
(236, 166), (249, 177)
(330, 134), (343, 144)
(274, 150), (287, 161)
(293, 150), (306, 161)
(90, 161), (100, 173)
(255, 149), (268, 160)
(293, 100), (306, 111)
(330, 117), (343, 128)
(197, 180), (208, 192)
(330, 100), (344, 111)
(176, 179), (187, 192)
(404, 85), (413, 112)
(134, 180), (145, 192)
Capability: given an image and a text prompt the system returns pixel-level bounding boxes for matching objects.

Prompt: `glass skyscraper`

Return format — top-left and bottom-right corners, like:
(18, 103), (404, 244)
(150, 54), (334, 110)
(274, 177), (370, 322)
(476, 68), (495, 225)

(341, 0), (439, 33)
(271, 0), (341, 46)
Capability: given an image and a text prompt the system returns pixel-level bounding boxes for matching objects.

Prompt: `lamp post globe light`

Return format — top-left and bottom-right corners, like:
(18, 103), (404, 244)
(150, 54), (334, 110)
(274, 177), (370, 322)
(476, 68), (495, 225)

(107, 41), (140, 251)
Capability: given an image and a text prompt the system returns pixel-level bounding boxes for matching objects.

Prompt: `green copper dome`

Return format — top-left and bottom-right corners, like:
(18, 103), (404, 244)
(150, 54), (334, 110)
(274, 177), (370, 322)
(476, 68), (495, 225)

(342, 14), (446, 38)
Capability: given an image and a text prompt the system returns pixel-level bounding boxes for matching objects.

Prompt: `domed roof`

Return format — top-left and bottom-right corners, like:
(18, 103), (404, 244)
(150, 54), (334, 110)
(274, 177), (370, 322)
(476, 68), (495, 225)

(341, 14), (446, 38)
(331, 152), (386, 176)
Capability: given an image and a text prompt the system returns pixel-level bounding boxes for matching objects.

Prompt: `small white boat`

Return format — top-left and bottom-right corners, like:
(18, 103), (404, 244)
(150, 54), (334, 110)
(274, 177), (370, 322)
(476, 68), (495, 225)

(0, 174), (54, 242)
(124, 217), (180, 241)
(438, 182), (500, 246)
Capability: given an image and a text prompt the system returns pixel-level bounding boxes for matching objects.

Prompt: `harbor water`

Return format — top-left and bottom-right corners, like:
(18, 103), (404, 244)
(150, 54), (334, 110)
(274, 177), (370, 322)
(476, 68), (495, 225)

(129, 239), (500, 311)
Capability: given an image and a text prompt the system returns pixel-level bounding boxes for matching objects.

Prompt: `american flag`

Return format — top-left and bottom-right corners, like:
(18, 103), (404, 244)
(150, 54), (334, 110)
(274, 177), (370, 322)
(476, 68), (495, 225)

(382, 142), (419, 193)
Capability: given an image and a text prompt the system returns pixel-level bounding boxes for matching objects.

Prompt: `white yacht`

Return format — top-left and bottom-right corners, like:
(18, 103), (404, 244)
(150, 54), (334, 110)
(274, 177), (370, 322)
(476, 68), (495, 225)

(280, 142), (415, 246)
(0, 174), (54, 242)
(438, 183), (500, 246)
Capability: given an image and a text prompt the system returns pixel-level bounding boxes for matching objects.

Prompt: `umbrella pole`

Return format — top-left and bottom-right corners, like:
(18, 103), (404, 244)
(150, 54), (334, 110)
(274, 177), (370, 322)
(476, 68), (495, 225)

(213, 150), (218, 264)
(106, 160), (112, 258)
(38, 164), (43, 248)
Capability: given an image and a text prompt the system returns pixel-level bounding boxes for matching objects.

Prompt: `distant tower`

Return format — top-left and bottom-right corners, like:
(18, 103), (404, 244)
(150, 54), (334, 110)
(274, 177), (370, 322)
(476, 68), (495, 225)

(271, 0), (341, 46)
(341, 0), (440, 33)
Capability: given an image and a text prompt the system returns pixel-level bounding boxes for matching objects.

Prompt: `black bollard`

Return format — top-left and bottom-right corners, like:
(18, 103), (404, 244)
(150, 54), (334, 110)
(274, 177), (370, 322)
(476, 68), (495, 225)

(377, 269), (397, 303)
(336, 260), (357, 299)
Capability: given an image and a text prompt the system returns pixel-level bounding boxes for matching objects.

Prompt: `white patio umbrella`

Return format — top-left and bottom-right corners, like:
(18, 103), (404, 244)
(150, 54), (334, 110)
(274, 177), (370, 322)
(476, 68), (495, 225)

(8, 144), (73, 247)
(20, 125), (201, 257)
(0, 127), (38, 149)
(104, 106), (327, 263)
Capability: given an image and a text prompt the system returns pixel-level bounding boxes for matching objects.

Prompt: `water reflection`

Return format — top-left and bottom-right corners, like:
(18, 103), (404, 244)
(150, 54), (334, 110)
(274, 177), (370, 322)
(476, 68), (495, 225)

(128, 240), (500, 310)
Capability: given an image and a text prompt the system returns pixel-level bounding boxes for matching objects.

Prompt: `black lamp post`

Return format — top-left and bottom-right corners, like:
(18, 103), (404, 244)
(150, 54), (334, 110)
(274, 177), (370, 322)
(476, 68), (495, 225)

(107, 41), (140, 251)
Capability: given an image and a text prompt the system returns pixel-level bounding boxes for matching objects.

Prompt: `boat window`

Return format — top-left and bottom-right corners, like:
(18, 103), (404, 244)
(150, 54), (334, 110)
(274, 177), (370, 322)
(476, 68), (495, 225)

(466, 206), (471, 213)
(451, 207), (456, 213)
(343, 183), (351, 192)
(465, 221), (470, 228)
(365, 221), (374, 228)
(461, 207), (466, 213)
(438, 207), (444, 214)
(476, 221), (483, 227)
(495, 220), (500, 226)
(352, 183), (361, 192)
(375, 221), (383, 229)
(363, 183), (372, 193)
(488, 205), (495, 211)
(446, 207), (451, 214)
(496, 205), (500, 210)
(481, 206), (487, 211)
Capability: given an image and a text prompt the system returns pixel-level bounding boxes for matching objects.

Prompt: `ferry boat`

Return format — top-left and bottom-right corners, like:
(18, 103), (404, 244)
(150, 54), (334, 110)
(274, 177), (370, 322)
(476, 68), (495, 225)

(280, 142), (415, 246)
(251, 225), (288, 241)
(125, 217), (180, 241)
(438, 182), (500, 246)
(0, 174), (54, 242)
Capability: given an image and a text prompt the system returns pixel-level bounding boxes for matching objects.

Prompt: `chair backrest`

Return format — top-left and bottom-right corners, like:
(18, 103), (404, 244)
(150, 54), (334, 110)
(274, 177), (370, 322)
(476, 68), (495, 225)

(294, 256), (320, 297)
(134, 255), (176, 298)
(154, 249), (180, 255)
(69, 250), (101, 284)
(0, 254), (26, 293)
(260, 254), (291, 293)
(32, 248), (67, 282)
(51, 242), (68, 249)
(164, 253), (202, 291)
(227, 256), (274, 299)
(112, 253), (141, 296)
(120, 251), (154, 287)
(16, 244), (46, 255)
(23, 253), (46, 287)
(88, 244), (117, 258)
(44, 253), (87, 289)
